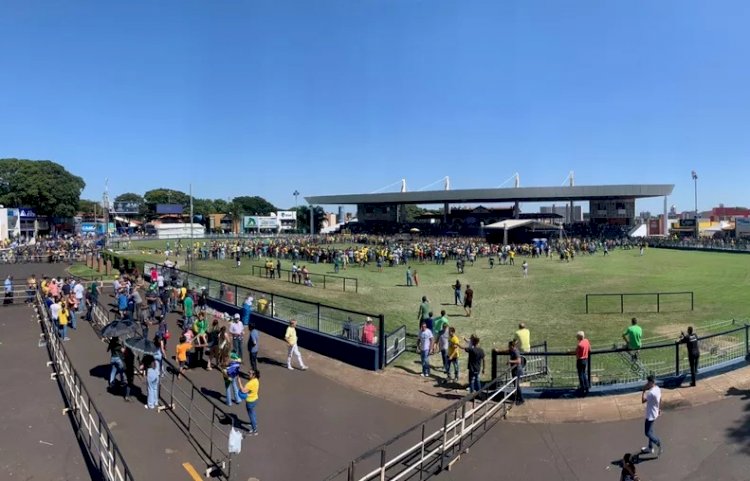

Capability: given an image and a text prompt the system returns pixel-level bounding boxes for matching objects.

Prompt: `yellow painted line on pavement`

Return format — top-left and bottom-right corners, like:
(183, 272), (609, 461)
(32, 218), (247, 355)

(182, 462), (202, 481)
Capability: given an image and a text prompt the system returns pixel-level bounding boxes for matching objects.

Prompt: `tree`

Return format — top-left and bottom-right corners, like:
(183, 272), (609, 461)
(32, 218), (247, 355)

(293, 205), (326, 233)
(113, 192), (146, 216)
(0, 158), (85, 217)
(192, 198), (216, 220)
(78, 199), (100, 216)
(231, 196), (277, 216)
(212, 199), (230, 214)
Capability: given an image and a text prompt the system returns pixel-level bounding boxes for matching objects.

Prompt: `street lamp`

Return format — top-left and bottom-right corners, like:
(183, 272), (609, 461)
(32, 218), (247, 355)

(293, 190), (300, 231)
(691, 170), (698, 238)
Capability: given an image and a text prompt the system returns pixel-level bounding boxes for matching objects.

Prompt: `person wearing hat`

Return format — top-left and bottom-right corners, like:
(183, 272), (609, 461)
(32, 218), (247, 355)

(361, 317), (376, 345)
(229, 313), (244, 359)
(222, 352), (242, 407)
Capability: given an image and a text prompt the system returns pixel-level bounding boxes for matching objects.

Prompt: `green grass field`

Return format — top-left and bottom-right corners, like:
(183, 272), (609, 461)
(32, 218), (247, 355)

(116, 240), (750, 353)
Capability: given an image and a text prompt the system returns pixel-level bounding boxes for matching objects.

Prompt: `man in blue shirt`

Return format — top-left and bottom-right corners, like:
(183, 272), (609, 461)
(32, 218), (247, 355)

(4, 275), (13, 305)
(248, 323), (259, 372)
(241, 294), (253, 327)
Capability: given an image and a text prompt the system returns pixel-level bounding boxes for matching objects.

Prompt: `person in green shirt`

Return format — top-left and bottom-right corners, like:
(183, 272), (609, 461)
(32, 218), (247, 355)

(416, 296), (430, 329)
(432, 310), (449, 354)
(623, 317), (643, 360)
(183, 293), (194, 322)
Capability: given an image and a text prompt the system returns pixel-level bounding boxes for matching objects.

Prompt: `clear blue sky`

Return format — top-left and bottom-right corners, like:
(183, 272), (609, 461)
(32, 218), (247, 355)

(1, 1), (748, 214)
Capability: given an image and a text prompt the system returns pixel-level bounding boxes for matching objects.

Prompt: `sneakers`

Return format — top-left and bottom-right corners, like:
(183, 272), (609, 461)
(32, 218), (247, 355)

(287, 366), (294, 370)
(300, 366), (308, 371)
(657, 444), (663, 456)
(640, 446), (654, 454)
(249, 430), (258, 436)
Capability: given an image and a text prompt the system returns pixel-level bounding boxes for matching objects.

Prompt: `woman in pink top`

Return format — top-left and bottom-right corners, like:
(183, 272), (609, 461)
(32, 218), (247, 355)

(361, 317), (376, 345)
(575, 331), (590, 396)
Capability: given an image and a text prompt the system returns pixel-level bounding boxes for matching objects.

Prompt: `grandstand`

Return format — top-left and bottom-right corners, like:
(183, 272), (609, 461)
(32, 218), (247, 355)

(306, 184), (674, 236)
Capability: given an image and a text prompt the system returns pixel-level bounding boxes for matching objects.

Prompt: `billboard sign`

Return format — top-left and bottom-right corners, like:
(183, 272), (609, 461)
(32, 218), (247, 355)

(156, 204), (184, 215)
(113, 201), (140, 214)
(736, 218), (750, 235)
(81, 222), (96, 233)
(243, 216), (279, 230)
(276, 211), (296, 221)
(680, 218), (696, 227)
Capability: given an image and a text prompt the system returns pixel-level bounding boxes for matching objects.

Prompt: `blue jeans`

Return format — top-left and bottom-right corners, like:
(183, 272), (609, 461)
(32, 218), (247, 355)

(449, 359), (459, 379)
(109, 358), (124, 385)
(454, 290), (462, 305)
(232, 336), (243, 359)
(245, 400), (258, 432)
(58, 324), (67, 339)
(225, 380), (240, 406)
(69, 310), (77, 330)
(576, 359), (590, 391)
(644, 419), (661, 449)
(440, 350), (449, 374)
(468, 372), (481, 393)
(420, 350), (430, 376)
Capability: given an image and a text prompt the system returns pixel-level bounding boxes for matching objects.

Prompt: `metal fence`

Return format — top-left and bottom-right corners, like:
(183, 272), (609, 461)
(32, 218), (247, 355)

(491, 324), (750, 390)
(0, 283), (35, 305)
(585, 291), (694, 314)
(34, 293), (136, 481)
(490, 342), (549, 381)
(144, 262), (383, 349)
(323, 370), (517, 481)
(250, 264), (359, 292)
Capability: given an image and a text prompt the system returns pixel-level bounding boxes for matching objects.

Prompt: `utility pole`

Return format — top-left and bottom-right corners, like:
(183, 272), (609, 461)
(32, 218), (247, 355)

(692, 171), (699, 238)
(293, 190), (299, 231)
(309, 204), (314, 236)
(189, 183), (194, 272)
(103, 178), (110, 246)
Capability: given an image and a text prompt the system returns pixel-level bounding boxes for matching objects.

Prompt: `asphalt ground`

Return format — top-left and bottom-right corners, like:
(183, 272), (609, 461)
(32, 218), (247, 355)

(0, 301), (93, 481)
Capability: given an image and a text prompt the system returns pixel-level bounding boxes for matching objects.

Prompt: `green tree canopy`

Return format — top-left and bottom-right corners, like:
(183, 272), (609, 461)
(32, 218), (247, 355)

(0, 158), (85, 217)
(143, 188), (189, 219)
(293, 205), (326, 233)
(232, 196), (277, 216)
(78, 199), (100, 215)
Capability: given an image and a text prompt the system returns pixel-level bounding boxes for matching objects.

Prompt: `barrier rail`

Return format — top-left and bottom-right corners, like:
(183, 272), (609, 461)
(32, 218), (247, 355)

(323, 370), (517, 481)
(585, 291), (694, 314)
(34, 293), (136, 481)
(250, 264), (359, 292)
(491, 342), (549, 381)
(491, 324), (750, 390)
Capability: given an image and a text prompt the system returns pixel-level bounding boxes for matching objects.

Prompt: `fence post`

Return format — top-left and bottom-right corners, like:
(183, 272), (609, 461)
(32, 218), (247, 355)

(675, 342), (680, 376)
(317, 303), (321, 332)
(620, 294), (624, 314)
(657, 293), (660, 313)
(745, 324), (749, 355)
(380, 448), (387, 481)
(343, 278), (346, 292)
(585, 294), (589, 314)
(491, 349), (498, 380)
(378, 314), (386, 370)
(355, 278), (358, 293)
(543, 341), (549, 375)
(691, 292), (694, 311)
(587, 352), (593, 388)
(323, 275), (326, 290)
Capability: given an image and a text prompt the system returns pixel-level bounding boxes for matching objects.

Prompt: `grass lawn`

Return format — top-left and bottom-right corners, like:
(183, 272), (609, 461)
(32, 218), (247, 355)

(116, 240), (750, 353)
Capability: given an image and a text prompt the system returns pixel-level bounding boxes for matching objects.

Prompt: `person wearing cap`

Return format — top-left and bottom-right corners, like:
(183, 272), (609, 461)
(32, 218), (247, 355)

(229, 314), (244, 359)
(285, 319), (308, 370)
(361, 317), (376, 345)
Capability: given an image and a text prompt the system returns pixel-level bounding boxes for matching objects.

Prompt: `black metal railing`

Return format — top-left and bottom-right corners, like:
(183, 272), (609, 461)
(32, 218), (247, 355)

(249, 264), (359, 292)
(585, 291), (694, 314)
(491, 324), (750, 390)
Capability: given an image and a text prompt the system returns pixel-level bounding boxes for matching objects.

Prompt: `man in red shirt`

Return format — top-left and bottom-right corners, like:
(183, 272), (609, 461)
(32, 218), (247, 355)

(575, 331), (591, 396)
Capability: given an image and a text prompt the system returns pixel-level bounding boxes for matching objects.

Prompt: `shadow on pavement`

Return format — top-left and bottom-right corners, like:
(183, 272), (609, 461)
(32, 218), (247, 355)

(725, 386), (750, 454)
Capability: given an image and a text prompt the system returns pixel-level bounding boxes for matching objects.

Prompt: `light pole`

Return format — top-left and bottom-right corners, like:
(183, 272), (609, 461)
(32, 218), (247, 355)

(293, 190), (299, 231)
(691, 170), (698, 238)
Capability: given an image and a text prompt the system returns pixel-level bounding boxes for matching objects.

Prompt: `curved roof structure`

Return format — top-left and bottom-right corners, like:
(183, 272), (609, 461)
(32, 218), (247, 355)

(305, 184), (674, 205)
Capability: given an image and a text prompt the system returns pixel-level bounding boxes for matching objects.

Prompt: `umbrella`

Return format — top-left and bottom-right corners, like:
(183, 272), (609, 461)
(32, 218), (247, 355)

(101, 319), (140, 339)
(410, 228), (420, 233)
(124, 336), (160, 356)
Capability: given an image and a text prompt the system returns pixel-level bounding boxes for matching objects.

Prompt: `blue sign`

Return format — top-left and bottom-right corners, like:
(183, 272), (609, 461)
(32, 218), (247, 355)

(18, 208), (36, 218)
(81, 223), (96, 233)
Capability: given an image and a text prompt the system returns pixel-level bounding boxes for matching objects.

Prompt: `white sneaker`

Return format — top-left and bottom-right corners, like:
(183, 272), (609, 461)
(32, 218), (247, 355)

(287, 366), (294, 370)
(300, 366), (308, 371)
(640, 446), (653, 454)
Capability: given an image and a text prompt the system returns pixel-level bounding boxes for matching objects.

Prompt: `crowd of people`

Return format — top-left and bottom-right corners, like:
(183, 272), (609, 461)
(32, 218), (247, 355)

(0, 235), (101, 263)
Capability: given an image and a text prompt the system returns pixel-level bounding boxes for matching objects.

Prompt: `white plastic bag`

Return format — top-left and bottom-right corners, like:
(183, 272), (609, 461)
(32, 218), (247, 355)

(228, 427), (243, 454)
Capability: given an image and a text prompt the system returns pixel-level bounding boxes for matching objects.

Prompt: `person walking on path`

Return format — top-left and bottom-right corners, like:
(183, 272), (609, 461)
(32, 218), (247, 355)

(623, 318), (643, 361)
(678, 326), (700, 386)
(522, 260), (529, 278)
(575, 331), (590, 396)
(145, 358), (160, 410)
(514, 323), (531, 353)
(418, 322), (433, 377)
(507, 340), (524, 404)
(123, 346), (136, 402)
(463, 335), (485, 393)
(447, 327), (460, 381)
(248, 323), (259, 373)
(107, 337), (125, 389)
(463, 285), (474, 317)
(641, 374), (663, 456)
(241, 294), (253, 328)
(452, 280), (462, 305)
(223, 353), (242, 407)
(285, 319), (308, 370)
(238, 370), (260, 435)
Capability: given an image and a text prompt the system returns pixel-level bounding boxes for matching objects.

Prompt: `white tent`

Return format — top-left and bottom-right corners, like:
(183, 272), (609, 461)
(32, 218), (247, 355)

(485, 219), (562, 244)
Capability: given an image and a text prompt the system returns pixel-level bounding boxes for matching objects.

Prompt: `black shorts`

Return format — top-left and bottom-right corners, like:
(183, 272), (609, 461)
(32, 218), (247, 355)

(464, 300), (472, 308)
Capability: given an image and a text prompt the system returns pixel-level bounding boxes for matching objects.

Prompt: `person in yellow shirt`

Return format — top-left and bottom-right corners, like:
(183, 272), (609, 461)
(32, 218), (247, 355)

(58, 303), (70, 340)
(285, 319), (307, 370)
(514, 322), (531, 353)
(238, 370), (260, 435)
(257, 295), (269, 316)
(447, 327), (460, 381)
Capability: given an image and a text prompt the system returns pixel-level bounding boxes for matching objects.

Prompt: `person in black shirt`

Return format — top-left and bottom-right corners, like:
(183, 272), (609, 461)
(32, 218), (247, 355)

(678, 326), (700, 386)
(507, 340), (525, 405)
(463, 335), (485, 393)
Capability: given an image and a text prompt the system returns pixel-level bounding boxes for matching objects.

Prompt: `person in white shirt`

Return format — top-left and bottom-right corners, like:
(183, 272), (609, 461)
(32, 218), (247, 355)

(641, 374), (662, 456)
(73, 281), (85, 313)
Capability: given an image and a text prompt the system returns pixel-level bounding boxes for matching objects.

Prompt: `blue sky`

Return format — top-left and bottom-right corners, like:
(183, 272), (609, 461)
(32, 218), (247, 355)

(1, 1), (748, 214)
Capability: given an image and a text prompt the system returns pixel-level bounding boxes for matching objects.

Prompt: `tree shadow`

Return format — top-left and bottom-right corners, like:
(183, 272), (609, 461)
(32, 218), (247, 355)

(725, 386), (750, 454)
